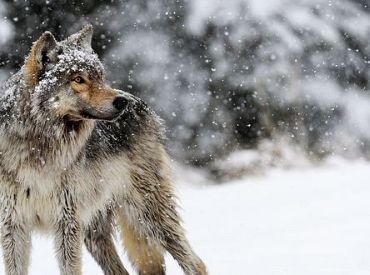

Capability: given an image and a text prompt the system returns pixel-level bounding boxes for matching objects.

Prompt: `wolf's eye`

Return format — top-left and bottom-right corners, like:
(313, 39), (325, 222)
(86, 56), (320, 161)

(73, 76), (84, 84)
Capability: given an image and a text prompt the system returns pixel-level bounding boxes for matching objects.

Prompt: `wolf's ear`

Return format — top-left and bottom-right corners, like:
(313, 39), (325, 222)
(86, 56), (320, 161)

(66, 24), (93, 50)
(25, 31), (58, 86)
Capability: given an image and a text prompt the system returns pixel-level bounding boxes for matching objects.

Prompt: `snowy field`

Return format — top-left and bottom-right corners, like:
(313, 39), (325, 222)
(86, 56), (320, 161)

(1, 158), (370, 274)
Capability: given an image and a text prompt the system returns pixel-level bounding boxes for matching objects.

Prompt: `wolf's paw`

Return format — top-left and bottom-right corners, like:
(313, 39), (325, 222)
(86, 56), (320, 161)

(195, 259), (208, 275)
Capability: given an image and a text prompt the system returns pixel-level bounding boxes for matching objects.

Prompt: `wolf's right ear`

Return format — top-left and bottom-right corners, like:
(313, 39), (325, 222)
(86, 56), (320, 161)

(25, 31), (58, 86)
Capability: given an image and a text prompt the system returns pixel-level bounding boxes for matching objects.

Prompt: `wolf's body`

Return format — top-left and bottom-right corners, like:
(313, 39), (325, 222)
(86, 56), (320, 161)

(0, 25), (206, 275)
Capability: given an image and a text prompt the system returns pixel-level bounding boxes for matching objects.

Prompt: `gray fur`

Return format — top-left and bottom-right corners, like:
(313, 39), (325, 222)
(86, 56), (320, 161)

(84, 209), (129, 275)
(0, 26), (207, 275)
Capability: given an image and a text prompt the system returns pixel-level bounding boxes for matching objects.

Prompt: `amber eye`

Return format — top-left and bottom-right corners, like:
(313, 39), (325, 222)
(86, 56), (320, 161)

(73, 76), (85, 84)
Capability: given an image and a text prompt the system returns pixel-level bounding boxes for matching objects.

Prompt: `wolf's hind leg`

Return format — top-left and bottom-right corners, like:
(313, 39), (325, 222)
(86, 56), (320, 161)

(117, 189), (206, 275)
(84, 209), (129, 275)
(159, 220), (207, 275)
(146, 204), (207, 275)
(117, 212), (165, 275)
(0, 195), (31, 275)
(118, 200), (206, 275)
(122, 155), (207, 275)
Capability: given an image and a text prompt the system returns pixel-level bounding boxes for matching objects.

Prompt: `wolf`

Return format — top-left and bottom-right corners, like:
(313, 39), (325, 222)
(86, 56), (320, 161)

(0, 25), (207, 275)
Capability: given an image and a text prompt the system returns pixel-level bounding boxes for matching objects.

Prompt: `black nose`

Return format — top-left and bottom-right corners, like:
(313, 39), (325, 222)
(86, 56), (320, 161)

(112, 96), (128, 111)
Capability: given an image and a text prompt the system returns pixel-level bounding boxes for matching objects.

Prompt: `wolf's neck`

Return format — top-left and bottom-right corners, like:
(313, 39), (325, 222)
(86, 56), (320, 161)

(0, 110), (95, 172)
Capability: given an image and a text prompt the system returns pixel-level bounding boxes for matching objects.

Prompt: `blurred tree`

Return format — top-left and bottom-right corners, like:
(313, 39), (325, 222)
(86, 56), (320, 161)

(0, 0), (119, 69)
(2, 0), (370, 167)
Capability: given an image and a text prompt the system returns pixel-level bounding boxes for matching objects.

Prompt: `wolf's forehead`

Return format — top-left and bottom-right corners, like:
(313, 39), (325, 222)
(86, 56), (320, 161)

(56, 47), (105, 76)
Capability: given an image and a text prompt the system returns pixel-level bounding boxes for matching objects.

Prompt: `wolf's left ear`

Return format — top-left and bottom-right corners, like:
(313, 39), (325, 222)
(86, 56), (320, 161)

(25, 31), (58, 86)
(66, 24), (93, 50)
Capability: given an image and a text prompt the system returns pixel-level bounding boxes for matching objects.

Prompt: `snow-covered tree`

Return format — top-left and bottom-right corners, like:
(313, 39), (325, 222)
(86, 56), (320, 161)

(3, 0), (370, 165)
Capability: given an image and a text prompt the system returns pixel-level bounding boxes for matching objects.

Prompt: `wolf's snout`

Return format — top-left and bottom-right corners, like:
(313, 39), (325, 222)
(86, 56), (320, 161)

(112, 96), (128, 111)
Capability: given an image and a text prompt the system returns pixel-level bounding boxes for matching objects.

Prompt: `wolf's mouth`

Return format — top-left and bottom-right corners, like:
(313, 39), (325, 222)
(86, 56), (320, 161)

(79, 110), (102, 120)
(79, 109), (124, 121)
(64, 108), (125, 122)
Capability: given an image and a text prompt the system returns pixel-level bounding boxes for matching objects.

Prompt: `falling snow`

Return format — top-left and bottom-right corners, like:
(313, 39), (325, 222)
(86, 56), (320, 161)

(1, 0), (370, 274)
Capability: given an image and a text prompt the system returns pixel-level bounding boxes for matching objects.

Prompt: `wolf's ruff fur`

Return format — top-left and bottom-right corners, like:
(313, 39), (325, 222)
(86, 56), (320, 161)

(0, 25), (206, 275)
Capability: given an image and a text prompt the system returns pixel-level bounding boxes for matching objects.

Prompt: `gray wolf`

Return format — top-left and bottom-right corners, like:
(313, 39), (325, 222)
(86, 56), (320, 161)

(0, 25), (207, 275)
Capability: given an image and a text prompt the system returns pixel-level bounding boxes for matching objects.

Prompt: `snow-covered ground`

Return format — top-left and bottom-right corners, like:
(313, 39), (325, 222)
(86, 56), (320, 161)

(1, 158), (370, 274)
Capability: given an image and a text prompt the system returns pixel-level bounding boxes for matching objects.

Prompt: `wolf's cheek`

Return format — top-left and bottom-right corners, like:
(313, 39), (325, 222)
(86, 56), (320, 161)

(48, 94), (81, 118)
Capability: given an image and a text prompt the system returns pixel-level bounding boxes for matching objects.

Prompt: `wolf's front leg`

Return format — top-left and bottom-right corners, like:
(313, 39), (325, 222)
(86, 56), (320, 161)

(54, 188), (82, 275)
(0, 193), (31, 275)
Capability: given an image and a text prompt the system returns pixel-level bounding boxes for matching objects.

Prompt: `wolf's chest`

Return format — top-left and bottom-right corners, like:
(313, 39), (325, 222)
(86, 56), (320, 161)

(17, 165), (60, 190)
(0, 170), (62, 230)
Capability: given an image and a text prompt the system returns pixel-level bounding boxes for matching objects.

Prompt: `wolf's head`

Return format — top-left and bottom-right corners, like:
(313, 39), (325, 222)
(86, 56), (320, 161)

(24, 24), (129, 121)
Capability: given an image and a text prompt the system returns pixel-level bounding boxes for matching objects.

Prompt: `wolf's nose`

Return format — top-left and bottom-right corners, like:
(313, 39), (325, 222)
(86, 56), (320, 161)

(112, 96), (128, 111)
